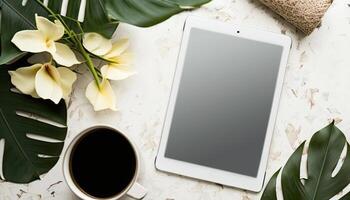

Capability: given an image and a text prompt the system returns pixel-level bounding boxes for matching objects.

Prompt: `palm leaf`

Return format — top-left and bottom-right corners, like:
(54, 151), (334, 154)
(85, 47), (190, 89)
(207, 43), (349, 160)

(104, 0), (211, 27)
(0, 55), (67, 183)
(261, 122), (350, 200)
(83, 0), (118, 37)
(1, 0), (211, 65)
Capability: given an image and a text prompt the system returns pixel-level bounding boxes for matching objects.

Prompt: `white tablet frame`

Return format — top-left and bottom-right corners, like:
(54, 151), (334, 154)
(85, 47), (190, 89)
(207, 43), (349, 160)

(155, 16), (291, 192)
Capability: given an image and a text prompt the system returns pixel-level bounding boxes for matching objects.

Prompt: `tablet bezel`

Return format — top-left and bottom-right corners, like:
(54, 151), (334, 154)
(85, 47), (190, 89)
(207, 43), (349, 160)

(155, 16), (291, 192)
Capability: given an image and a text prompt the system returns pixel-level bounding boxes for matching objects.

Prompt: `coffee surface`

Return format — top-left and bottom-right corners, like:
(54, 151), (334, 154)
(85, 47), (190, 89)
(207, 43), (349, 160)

(70, 128), (137, 198)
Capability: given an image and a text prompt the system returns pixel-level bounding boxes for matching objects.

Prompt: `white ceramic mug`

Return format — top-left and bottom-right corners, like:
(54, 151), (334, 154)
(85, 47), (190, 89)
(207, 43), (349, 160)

(63, 125), (147, 200)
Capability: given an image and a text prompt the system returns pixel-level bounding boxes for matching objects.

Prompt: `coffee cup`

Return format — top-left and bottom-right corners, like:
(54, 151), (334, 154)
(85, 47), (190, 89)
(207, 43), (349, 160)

(63, 125), (147, 200)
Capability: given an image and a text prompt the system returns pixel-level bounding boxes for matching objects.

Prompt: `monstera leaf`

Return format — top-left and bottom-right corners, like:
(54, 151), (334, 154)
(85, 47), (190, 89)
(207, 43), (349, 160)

(0, 0), (118, 65)
(104, 0), (211, 27)
(0, 0), (47, 65)
(1, 0), (211, 65)
(0, 56), (67, 183)
(46, 0), (118, 37)
(261, 122), (350, 200)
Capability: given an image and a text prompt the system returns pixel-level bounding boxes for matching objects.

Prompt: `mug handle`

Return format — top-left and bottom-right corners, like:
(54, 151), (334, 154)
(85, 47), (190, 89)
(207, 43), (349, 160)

(127, 182), (147, 199)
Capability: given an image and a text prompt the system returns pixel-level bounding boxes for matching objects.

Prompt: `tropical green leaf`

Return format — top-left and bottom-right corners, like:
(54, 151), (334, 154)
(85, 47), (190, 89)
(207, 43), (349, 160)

(104, 0), (211, 27)
(281, 141), (308, 200)
(261, 122), (350, 200)
(83, 0), (118, 37)
(0, 0), (118, 65)
(261, 169), (279, 200)
(46, 0), (62, 13)
(0, 0), (47, 65)
(0, 56), (67, 183)
(340, 192), (350, 200)
(1, 0), (210, 65)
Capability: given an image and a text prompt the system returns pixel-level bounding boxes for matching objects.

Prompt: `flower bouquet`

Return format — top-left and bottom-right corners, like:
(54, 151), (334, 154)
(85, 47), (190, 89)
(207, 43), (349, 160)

(10, 17), (131, 111)
(0, 0), (210, 184)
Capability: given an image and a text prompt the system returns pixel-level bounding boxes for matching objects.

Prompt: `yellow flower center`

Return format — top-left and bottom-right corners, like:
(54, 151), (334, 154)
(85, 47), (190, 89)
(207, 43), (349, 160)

(45, 39), (55, 49)
(43, 63), (59, 83)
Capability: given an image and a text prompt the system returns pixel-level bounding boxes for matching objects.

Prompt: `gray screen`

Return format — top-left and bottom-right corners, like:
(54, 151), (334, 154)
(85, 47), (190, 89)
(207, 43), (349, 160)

(164, 28), (283, 177)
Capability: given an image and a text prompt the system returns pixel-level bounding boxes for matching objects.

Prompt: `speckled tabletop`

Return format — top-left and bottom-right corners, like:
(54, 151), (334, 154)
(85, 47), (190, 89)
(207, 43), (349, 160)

(2, 0), (350, 199)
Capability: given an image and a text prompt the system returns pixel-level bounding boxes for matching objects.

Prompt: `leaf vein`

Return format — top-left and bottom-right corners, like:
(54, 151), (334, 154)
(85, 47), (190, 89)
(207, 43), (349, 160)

(2, 0), (36, 29)
(311, 128), (333, 200)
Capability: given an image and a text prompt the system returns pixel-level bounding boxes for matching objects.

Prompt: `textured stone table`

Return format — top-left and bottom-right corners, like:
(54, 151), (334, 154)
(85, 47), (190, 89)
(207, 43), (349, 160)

(2, 0), (350, 199)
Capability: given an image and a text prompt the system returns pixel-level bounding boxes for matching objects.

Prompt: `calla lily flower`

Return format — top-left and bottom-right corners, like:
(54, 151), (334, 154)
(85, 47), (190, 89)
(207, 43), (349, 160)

(9, 62), (77, 104)
(85, 79), (117, 111)
(11, 15), (80, 67)
(83, 33), (134, 80)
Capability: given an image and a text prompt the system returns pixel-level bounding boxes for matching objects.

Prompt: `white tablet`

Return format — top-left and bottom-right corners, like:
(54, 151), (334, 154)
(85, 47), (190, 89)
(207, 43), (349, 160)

(156, 17), (291, 192)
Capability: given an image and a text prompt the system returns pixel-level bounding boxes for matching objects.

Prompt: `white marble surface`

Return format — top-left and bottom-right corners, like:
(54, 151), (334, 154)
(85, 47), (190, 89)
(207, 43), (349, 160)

(2, 0), (350, 199)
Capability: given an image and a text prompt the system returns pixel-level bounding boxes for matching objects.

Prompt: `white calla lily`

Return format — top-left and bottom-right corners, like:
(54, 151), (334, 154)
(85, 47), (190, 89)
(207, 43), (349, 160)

(85, 79), (117, 111)
(9, 64), (42, 98)
(101, 63), (135, 80)
(9, 63), (77, 104)
(35, 64), (63, 103)
(104, 38), (130, 59)
(57, 67), (78, 100)
(11, 15), (80, 67)
(83, 33), (134, 80)
(83, 33), (112, 56)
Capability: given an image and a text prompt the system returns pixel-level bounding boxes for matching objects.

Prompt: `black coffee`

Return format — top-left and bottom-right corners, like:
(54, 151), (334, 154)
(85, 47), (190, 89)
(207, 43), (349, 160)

(70, 128), (137, 198)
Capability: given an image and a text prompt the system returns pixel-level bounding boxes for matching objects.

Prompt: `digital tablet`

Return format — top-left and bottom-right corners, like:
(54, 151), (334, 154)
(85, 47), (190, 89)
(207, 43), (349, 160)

(156, 17), (291, 192)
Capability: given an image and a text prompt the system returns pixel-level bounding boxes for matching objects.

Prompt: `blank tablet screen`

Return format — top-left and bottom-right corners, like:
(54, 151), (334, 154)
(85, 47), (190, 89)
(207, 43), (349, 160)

(164, 28), (283, 177)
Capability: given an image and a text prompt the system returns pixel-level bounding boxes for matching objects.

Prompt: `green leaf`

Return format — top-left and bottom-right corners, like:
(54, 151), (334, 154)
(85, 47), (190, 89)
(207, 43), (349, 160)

(63, 0), (118, 38)
(340, 192), (350, 200)
(104, 0), (211, 27)
(83, 0), (118, 38)
(261, 169), (279, 200)
(0, 0), (118, 65)
(66, 0), (81, 19)
(1, 0), (210, 64)
(261, 122), (350, 200)
(0, 0), (47, 65)
(281, 142), (308, 200)
(46, 0), (62, 13)
(0, 56), (67, 183)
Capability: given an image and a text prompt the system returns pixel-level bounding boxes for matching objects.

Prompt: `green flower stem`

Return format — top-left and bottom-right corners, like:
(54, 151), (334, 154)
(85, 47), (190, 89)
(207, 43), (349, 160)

(69, 32), (102, 89)
(77, 42), (101, 89)
(69, 30), (101, 89)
